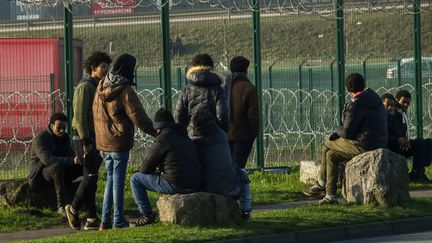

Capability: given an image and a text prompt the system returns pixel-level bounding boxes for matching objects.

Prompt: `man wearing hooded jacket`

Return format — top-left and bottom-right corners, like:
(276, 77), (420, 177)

(92, 53), (156, 230)
(304, 73), (388, 204)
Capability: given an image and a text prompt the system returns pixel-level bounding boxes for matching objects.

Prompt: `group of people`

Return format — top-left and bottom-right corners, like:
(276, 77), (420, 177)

(28, 52), (259, 230)
(304, 74), (432, 205)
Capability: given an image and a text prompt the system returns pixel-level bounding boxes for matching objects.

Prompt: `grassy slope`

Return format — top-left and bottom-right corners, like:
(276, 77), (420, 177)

(2, 12), (431, 66)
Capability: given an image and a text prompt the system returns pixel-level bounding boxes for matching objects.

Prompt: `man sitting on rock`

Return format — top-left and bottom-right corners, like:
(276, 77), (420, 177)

(303, 73), (388, 204)
(28, 112), (82, 216)
(384, 90), (432, 182)
(130, 108), (202, 227)
(192, 108), (252, 220)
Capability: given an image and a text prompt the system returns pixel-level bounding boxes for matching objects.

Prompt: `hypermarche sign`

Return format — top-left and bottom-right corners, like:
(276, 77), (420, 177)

(91, 0), (135, 15)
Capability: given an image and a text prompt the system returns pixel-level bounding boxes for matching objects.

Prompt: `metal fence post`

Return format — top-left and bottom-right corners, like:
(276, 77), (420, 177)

(336, 0), (345, 125)
(298, 60), (306, 128)
(50, 73), (55, 114)
(161, 0), (172, 112)
(413, 0), (423, 139)
(64, 3), (73, 135)
(176, 67), (182, 90)
(308, 68), (316, 160)
(252, 0), (264, 170)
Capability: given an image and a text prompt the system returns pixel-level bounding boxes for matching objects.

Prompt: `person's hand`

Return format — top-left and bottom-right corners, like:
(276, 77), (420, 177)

(398, 137), (410, 151)
(83, 144), (92, 157)
(74, 156), (81, 165)
(329, 133), (340, 141)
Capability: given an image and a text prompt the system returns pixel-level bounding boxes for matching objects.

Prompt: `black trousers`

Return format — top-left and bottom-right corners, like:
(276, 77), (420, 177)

(71, 143), (103, 218)
(390, 138), (432, 171)
(229, 139), (255, 169)
(41, 162), (82, 208)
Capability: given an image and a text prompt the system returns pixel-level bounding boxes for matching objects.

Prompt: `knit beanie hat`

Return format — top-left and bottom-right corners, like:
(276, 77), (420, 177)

(111, 53), (136, 82)
(153, 108), (175, 129)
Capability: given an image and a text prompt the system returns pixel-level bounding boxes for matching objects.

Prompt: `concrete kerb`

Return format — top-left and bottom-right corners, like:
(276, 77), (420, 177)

(212, 216), (432, 243)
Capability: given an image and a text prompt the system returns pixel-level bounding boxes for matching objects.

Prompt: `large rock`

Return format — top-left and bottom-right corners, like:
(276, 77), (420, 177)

(300, 160), (320, 183)
(342, 149), (411, 206)
(0, 179), (57, 208)
(156, 192), (241, 226)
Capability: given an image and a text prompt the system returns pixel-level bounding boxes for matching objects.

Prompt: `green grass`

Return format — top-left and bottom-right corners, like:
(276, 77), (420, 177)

(1, 165), (432, 234)
(0, 206), (64, 233)
(24, 198), (432, 243)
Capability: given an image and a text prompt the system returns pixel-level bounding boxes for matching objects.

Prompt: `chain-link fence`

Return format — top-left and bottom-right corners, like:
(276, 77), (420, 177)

(1, 0), (432, 179)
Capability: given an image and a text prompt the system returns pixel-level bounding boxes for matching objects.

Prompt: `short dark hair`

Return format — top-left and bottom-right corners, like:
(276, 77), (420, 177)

(380, 93), (395, 101)
(49, 112), (67, 125)
(344, 73), (366, 93)
(395, 89), (411, 100)
(191, 53), (214, 67)
(84, 51), (112, 75)
(230, 56), (250, 73)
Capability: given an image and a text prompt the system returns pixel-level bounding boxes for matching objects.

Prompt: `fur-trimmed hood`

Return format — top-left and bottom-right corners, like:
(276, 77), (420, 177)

(186, 66), (225, 87)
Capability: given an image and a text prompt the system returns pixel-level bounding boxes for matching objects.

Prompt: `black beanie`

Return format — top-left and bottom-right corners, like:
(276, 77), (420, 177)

(153, 108), (175, 129)
(111, 53), (136, 82)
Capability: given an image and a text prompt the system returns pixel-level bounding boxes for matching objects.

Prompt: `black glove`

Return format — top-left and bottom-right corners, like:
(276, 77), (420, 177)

(329, 132), (340, 141)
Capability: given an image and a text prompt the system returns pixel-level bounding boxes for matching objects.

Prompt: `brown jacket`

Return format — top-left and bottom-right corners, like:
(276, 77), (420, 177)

(227, 74), (259, 141)
(93, 80), (156, 152)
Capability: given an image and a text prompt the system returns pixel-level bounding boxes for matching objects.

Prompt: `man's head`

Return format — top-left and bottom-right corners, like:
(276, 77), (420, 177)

(49, 112), (68, 138)
(84, 51), (112, 80)
(344, 73), (366, 94)
(191, 53), (214, 68)
(111, 53), (136, 83)
(153, 108), (175, 134)
(395, 89), (412, 112)
(230, 56), (250, 74)
(380, 93), (396, 111)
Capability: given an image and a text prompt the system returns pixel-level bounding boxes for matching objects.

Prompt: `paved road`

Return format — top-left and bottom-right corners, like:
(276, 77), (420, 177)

(334, 230), (432, 243)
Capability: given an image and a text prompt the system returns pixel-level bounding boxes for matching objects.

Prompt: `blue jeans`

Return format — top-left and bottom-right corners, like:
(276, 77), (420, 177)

(100, 151), (129, 226)
(130, 172), (181, 214)
(225, 169), (252, 212)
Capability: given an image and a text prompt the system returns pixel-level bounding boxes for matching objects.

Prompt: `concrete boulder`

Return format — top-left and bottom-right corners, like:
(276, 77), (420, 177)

(300, 160), (320, 183)
(342, 149), (411, 206)
(156, 192), (241, 226)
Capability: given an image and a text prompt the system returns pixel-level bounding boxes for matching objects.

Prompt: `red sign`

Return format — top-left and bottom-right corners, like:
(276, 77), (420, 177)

(92, 0), (135, 15)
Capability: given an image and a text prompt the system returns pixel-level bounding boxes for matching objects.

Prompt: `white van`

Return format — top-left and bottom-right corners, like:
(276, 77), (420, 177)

(386, 57), (432, 80)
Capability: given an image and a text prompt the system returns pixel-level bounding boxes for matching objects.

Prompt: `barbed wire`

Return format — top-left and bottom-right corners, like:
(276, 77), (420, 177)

(15, 0), (430, 17)
(2, 84), (432, 178)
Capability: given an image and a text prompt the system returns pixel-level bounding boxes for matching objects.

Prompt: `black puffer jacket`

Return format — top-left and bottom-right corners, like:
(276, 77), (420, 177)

(139, 124), (202, 190)
(174, 66), (228, 138)
(335, 88), (388, 151)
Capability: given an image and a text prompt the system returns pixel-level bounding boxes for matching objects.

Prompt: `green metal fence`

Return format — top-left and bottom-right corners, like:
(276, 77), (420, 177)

(1, 0), (432, 179)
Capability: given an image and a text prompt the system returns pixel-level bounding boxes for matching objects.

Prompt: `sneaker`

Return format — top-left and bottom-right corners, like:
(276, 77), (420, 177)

(303, 183), (325, 197)
(113, 221), (129, 229)
(99, 222), (112, 231)
(83, 218), (100, 231)
(65, 205), (81, 230)
(318, 196), (338, 205)
(240, 210), (251, 221)
(57, 207), (66, 217)
(134, 212), (157, 227)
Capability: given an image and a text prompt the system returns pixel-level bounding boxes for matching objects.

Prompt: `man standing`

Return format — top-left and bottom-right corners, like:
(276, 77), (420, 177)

(65, 51), (112, 230)
(304, 73), (388, 204)
(28, 112), (82, 216)
(93, 53), (156, 230)
(130, 108), (202, 226)
(225, 56), (259, 168)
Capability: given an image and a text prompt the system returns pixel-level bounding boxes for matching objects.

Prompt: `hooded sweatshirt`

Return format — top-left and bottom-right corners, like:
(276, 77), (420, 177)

(335, 88), (388, 151)
(93, 54), (156, 152)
